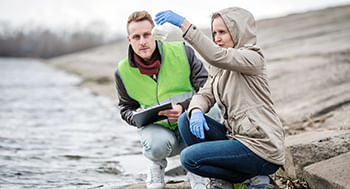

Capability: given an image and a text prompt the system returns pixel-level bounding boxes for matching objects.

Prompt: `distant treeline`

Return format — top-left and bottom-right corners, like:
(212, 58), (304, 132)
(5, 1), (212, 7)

(0, 23), (120, 59)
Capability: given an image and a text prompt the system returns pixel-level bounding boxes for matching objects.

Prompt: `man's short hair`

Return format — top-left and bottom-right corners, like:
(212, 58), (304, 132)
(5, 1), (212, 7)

(127, 10), (154, 34)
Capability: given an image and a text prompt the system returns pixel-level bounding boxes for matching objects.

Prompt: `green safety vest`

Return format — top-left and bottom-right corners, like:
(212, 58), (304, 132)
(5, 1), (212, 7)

(118, 42), (194, 130)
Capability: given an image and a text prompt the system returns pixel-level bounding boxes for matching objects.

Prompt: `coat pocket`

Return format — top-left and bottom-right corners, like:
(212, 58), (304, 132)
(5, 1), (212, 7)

(234, 112), (266, 138)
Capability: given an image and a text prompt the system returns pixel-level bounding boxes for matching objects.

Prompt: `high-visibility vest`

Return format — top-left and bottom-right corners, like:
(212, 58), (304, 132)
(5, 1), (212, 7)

(118, 42), (194, 130)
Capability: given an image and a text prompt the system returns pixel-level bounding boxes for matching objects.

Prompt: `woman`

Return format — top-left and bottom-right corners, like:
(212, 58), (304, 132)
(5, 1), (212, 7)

(155, 7), (285, 189)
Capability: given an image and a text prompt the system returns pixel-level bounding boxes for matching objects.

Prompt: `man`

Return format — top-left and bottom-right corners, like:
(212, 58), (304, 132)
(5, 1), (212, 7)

(114, 11), (208, 189)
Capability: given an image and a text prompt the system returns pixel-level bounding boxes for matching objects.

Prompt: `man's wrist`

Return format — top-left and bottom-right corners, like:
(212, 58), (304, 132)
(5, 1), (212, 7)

(175, 104), (184, 113)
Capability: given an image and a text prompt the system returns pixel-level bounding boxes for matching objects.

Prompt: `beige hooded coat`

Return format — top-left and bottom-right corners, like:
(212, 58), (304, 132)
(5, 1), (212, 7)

(184, 7), (285, 165)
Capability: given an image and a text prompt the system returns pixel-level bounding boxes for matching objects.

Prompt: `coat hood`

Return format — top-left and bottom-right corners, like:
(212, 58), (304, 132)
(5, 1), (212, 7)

(211, 7), (261, 53)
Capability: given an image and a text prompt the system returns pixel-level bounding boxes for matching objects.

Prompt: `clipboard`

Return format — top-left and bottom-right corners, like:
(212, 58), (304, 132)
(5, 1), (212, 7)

(133, 102), (172, 127)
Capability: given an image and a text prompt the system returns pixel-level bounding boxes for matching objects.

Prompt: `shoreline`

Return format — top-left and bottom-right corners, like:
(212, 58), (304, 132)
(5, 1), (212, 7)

(46, 4), (350, 189)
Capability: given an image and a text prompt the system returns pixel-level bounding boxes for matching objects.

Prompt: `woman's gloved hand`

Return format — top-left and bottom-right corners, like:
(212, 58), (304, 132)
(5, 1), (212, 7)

(155, 10), (184, 27)
(190, 112), (209, 139)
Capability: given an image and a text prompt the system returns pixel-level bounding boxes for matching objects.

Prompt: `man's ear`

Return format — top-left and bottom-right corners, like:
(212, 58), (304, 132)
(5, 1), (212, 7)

(127, 36), (131, 42)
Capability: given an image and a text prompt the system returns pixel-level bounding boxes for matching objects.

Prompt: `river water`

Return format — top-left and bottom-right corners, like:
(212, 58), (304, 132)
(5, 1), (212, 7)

(0, 58), (151, 188)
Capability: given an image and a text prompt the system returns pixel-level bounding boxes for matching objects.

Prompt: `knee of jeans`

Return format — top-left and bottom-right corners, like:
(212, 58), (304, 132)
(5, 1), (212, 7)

(180, 147), (196, 171)
(143, 138), (174, 160)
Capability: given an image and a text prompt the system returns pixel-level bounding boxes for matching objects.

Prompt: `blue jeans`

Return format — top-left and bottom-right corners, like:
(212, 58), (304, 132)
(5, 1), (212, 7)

(178, 113), (279, 183)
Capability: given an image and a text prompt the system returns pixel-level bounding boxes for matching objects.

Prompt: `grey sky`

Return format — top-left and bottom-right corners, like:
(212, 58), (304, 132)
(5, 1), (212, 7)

(0, 0), (349, 35)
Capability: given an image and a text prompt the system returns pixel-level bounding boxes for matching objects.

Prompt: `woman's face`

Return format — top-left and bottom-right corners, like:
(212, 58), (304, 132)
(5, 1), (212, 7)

(212, 16), (234, 48)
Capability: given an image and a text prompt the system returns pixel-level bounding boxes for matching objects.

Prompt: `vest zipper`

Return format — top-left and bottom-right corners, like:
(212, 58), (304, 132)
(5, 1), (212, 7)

(156, 42), (171, 126)
(156, 41), (164, 105)
(155, 74), (160, 105)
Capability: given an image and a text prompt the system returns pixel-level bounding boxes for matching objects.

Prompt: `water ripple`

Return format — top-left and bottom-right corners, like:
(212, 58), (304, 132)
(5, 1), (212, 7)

(0, 58), (143, 188)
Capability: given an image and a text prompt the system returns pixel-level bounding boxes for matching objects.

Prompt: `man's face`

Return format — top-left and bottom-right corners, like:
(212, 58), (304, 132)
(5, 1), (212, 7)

(127, 20), (156, 61)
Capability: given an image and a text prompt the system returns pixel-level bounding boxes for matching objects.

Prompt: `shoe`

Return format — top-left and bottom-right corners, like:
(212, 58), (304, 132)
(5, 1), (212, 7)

(244, 176), (280, 189)
(146, 162), (165, 189)
(187, 171), (208, 189)
(207, 178), (233, 189)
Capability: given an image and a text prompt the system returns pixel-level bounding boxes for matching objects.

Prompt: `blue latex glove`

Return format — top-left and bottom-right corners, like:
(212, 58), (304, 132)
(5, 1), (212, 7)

(190, 112), (210, 140)
(155, 10), (184, 27)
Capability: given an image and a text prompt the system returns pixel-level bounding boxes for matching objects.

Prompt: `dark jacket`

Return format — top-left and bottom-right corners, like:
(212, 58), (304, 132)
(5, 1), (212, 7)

(115, 40), (208, 126)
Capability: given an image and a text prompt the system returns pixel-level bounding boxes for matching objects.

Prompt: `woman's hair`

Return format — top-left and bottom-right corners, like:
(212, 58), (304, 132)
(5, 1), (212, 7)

(211, 12), (221, 23)
(127, 10), (154, 34)
(210, 12), (221, 40)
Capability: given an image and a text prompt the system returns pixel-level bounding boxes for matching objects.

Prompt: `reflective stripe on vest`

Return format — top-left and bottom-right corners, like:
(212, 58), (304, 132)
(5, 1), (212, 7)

(118, 42), (194, 130)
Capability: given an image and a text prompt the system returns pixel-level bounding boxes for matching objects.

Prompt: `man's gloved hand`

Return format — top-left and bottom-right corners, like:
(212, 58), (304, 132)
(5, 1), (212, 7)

(190, 112), (210, 140)
(155, 10), (184, 27)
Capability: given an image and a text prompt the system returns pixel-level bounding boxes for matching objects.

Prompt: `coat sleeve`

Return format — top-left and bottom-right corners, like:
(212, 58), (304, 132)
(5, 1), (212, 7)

(114, 69), (138, 127)
(187, 66), (216, 116)
(183, 25), (265, 76)
(176, 45), (208, 111)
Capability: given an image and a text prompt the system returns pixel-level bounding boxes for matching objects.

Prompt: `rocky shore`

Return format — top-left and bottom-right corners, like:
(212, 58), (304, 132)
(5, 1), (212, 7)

(46, 4), (350, 189)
